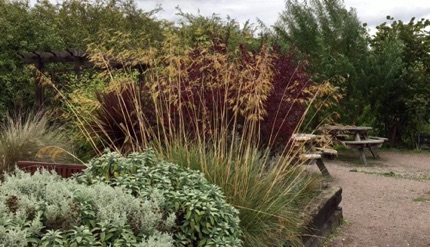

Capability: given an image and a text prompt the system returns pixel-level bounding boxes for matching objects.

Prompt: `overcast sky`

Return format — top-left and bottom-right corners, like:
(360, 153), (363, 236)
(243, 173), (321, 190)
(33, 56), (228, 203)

(136, 0), (430, 32)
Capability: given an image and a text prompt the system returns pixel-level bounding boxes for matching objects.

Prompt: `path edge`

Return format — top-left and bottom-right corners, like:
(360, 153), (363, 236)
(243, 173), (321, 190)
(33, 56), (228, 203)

(301, 185), (343, 247)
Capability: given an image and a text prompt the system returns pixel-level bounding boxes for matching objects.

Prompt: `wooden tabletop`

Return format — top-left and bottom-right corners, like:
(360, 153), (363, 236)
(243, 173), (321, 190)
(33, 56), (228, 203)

(291, 133), (318, 141)
(319, 125), (372, 132)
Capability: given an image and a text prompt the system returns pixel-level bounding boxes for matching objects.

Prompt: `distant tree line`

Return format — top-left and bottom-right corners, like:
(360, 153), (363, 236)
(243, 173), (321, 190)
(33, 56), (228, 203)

(273, 0), (430, 147)
(1, 0), (429, 148)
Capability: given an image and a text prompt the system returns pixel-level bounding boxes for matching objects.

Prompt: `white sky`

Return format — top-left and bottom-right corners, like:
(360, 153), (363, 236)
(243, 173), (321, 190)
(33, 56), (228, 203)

(137, 0), (430, 31)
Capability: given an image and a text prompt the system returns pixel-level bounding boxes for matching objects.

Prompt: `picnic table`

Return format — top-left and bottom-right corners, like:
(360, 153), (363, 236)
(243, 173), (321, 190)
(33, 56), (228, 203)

(319, 125), (387, 165)
(291, 133), (335, 177)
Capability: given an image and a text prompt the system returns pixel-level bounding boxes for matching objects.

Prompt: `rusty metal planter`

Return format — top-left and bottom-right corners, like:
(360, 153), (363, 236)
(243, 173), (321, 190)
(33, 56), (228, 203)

(16, 161), (86, 178)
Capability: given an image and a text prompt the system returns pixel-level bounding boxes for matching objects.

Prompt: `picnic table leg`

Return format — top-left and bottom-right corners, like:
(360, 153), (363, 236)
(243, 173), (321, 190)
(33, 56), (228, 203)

(358, 147), (367, 165)
(316, 158), (331, 177)
(368, 146), (380, 159)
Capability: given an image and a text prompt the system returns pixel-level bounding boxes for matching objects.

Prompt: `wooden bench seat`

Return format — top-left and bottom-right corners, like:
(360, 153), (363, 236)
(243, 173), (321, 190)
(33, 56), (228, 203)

(299, 153), (322, 160)
(341, 137), (386, 165)
(298, 153), (330, 177)
(315, 147), (337, 160)
(342, 139), (385, 148)
(369, 136), (389, 141)
(315, 147), (337, 155)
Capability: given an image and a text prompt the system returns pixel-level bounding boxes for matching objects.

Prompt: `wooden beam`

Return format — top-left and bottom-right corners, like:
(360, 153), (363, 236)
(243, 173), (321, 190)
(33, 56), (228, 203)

(35, 59), (44, 109)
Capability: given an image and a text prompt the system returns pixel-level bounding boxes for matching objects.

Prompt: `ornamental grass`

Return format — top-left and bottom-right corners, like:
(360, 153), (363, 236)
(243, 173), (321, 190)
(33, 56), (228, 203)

(44, 30), (329, 246)
(0, 113), (73, 176)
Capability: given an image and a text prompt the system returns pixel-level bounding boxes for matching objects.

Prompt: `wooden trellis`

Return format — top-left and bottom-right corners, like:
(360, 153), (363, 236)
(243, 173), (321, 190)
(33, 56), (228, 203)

(19, 50), (148, 108)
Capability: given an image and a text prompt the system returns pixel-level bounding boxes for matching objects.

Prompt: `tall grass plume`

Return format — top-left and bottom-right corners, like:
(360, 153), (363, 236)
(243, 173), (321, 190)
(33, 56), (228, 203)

(48, 30), (331, 246)
(0, 113), (75, 175)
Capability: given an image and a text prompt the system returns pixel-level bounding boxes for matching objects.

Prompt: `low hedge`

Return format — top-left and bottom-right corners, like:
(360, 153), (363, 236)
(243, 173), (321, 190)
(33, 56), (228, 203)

(0, 150), (242, 246)
(0, 169), (174, 246)
(78, 150), (242, 246)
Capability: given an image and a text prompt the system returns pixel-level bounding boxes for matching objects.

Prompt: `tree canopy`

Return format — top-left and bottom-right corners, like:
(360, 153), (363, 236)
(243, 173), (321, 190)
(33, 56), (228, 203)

(0, 0), (163, 114)
(1, 0), (429, 148)
(274, 0), (370, 124)
(367, 17), (430, 146)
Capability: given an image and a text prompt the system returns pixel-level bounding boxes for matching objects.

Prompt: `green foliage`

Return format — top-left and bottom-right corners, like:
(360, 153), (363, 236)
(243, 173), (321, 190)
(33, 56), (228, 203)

(275, 1), (430, 148)
(67, 27), (321, 246)
(56, 0), (164, 49)
(274, 0), (370, 125)
(0, 169), (174, 247)
(368, 17), (430, 147)
(0, 0), (165, 158)
(78, 150), (243, 246)
(0, 0), (49, 116)
(57, 71), (107, 161)
(0, 0), (163, 118)
(175, 9), (257, 51)
(165, 143), (320, 247)
(0, 113), (74, 175)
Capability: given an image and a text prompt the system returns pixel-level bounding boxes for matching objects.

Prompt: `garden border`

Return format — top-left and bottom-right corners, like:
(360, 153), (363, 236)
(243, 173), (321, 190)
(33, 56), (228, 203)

(16, 161), (343, 247)
(300, 185), (343, 247)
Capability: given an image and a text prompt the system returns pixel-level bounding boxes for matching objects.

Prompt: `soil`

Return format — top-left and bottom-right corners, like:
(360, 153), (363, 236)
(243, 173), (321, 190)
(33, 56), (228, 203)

(310, 150), (430, 247)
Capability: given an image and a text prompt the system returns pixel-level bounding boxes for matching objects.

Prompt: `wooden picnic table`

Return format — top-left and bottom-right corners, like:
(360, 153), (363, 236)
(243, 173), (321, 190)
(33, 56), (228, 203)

(319, 125), (372, 141)
(318, 125), (387, 165)
(291, 133), (333, 177)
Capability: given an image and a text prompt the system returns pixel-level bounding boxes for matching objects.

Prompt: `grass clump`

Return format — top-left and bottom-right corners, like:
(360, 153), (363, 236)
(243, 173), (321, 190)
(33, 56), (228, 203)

(45, 30), (328, 246)
(0, 113), (74, 175)
(413, 197), (430, 202)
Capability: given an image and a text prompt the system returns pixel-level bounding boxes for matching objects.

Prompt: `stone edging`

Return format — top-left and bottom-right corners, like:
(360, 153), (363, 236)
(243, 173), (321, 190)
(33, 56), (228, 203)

(301, 186), (343, 247)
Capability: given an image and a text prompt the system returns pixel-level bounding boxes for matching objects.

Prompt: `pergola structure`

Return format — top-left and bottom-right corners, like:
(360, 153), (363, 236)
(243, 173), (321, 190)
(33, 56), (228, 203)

(19, 49), (148, 108)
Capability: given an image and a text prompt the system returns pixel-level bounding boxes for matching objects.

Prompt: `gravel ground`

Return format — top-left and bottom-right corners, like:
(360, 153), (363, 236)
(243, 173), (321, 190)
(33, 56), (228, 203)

(310, 150), (430, 247)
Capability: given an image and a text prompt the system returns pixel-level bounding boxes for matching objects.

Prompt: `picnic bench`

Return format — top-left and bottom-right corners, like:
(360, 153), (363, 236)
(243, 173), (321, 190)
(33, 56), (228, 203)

(319, 125), (388, 165)
(292, 133), (336, 177)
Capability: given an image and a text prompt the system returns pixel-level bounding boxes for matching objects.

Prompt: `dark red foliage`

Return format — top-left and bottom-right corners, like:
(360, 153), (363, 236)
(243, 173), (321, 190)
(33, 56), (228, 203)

(152, 43), (234, 142)
(91, 43), (312, 153)
(260, 47), (311, 152)
(90, 83), (156, 153)
(164, 44), (312, 151)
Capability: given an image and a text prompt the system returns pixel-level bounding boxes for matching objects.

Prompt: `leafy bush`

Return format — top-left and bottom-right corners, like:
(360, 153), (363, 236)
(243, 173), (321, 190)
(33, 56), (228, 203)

(78, 150), (242, 246)
(0, 169), (174, 247)
(89, 81), (156, 154)
(0, 113), (74, 175)
(86, 31), (314, 154)
(63, 30), (322, 247)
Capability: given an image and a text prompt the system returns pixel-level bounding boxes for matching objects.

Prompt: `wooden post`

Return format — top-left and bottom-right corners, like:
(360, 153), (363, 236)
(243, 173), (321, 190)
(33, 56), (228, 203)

(358, 147), (367, 166)
(316, 158), (331, 177)
(35, 59), (44, 109)
(368, 146), (380, 159)
(74, 61), (81, 80)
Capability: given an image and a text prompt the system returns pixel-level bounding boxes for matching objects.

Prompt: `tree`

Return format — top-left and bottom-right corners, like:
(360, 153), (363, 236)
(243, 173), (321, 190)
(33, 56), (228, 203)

(274, 0), (370, 125)
(368, 17), (430, 147)
(55, 0), (164, 49)
(173, 9), (257, 52)
(0, 0), (163, 119)
(0, 0), (61, 115)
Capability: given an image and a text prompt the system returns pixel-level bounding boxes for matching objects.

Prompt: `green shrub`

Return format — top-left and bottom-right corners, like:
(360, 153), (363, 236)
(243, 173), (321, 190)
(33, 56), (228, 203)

(0, 113), (74, 175)
(78, 150), (243, 247)
(0, 169), (174, 247)
(59, 30), (322, 246)
(165, 142), (320, 247)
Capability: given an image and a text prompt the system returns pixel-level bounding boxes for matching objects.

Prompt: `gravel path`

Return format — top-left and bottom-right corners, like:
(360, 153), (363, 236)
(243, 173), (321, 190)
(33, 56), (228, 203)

(314, 150), (430, 247)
